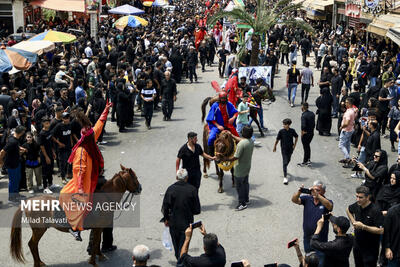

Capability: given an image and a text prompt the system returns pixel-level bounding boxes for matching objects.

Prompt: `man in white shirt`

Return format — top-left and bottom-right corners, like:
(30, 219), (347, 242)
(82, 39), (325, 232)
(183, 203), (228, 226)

(84, 42), (93, 58)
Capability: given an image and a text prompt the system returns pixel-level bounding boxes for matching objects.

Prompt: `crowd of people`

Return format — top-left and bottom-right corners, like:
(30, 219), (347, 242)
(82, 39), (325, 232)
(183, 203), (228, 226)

(1, 0), (400, 266)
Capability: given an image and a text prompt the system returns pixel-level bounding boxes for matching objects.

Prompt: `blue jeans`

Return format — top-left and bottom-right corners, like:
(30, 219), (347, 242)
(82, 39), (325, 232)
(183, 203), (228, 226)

(388, 259), (400, 267)
(370, 77), (377, 87)
(288, 83), (298, 104)
(8, 163), (21, 199)
(237, 122), (255, 141)
(339, 130), (354, 159)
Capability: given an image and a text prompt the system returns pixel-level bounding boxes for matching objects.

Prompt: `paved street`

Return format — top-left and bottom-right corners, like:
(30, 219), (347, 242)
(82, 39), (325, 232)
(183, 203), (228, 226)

(0, 54), (397, 267)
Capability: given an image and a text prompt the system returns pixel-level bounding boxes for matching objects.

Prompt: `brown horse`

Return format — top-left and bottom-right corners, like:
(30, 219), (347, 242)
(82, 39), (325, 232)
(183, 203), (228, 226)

(201, 97), (236, 193)
(10, 164), (142, 267)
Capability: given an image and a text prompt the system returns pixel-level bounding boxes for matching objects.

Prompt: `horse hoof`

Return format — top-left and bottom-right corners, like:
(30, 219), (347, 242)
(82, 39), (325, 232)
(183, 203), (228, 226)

(203, 173), (208, 178)
(218, 188), (224, 193)
(40, 262), (47, 267)
(98, 254), (107, 261)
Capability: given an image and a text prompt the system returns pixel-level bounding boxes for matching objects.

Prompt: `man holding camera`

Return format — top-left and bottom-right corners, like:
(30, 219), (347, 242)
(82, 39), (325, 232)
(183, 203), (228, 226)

(180, 223), (226, 267)
(291, 180), (333, 266)
(310, 215), (353, 267)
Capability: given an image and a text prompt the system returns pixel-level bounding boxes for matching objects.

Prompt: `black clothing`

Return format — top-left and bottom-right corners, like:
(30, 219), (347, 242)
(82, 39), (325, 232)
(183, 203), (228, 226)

(3, 136), (20, 169)
(277, 128), (298, 153)
(301, 110), (316, 134)
(316, 88), (332, 134)
(331, 74), (343, 97)
(160, 78), (177, 99)
(161, 180), (200, 230)
(383, 204), (400, 259)
(52, 122), (72, 150)
(365, 130), (381, 162)
(217, 49), (229, 62)
(287, 68), (300, 84)
(349, 92), (361, 108)
(38, 129), (53, 159)
(22, 141), (41, 167)
(181, 244), (226, 267)
(310, 234), (354, 267)
(364, 150), (388, 197)
(177, 144), (204, 172)
(348, 202), (384, 264)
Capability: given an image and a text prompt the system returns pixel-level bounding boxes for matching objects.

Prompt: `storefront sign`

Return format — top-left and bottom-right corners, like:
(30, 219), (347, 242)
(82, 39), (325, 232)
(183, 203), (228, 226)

(345, 0), (361, 18)
(362, 0), (382, 14)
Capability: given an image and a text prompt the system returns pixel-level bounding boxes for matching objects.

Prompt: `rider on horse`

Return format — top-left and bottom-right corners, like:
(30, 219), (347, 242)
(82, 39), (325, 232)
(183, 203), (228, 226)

(206, 91), (239, 149)
(59, 103), (112, 241)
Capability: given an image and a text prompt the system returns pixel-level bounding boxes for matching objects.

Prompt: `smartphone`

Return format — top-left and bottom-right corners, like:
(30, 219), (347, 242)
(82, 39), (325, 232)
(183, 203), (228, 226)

(324, 213), (331, 221)
(287, 238), (298, 248)
(191, 221), (202, 229)
(264, 264), (278, 267)
(231, 262), (244, 267)
(299, 188), (312, 194)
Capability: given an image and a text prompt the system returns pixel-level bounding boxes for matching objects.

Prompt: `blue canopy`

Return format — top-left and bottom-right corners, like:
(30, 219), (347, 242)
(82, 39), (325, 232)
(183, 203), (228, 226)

(108, 4), (145, 15)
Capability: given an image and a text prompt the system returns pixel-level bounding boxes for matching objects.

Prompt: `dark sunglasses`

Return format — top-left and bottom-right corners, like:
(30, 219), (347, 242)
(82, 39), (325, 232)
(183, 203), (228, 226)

(374, 154), (380, 158)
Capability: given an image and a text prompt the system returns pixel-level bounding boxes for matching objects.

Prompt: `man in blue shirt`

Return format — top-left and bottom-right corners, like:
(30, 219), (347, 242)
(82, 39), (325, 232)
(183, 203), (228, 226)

(75, 79), (86, 104)
(291, 180), (333, 267)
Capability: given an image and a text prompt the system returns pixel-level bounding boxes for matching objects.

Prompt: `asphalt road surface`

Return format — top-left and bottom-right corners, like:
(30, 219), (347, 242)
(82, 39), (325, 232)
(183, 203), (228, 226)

(0, 54), (395, 267)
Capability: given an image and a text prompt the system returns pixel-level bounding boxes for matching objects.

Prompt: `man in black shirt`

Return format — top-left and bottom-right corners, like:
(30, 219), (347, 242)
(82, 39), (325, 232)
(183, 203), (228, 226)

(180, 223), (226, 267)
(217, 44), (229, 78)
(176, 132), (214, 190)
(331, 68), (343, 117)
(52, 112), (72, 184)
(161, 168), (201, 262)
(0, 125), (26, 202)
(384, 204), (400, 266)
(364, 120), (381, 162)
(346, 186), (384, 267)
(310, 215), (353, 267)
(273, 118), (298, 184)
(160, 71), (177, 121)
(39, 116), (55, 194)
(379, 79), (393, 136)
(298, 102), (315, 167)
(186, 46), (198, 83)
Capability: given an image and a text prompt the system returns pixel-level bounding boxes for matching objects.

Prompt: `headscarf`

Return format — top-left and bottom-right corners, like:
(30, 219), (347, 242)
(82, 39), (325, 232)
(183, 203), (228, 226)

(377, 171), (400, 210)
(68, 126), (104, 193)
(31, 99), (40, 117)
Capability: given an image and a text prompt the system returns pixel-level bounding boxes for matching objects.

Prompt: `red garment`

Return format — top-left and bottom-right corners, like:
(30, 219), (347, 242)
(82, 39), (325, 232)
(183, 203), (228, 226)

(225, 73), (241, 107)
(195, 29), (206, 49)
(68, 127), (104, 194)
(218, 103), (239, 136)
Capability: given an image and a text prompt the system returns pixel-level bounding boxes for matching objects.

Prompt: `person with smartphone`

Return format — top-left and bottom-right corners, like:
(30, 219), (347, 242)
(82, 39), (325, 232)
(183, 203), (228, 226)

(180, 223), (226, 267)
(291, 180), (333, 266)
(161, 168), (201, 262)
(310, 215), (353, 267)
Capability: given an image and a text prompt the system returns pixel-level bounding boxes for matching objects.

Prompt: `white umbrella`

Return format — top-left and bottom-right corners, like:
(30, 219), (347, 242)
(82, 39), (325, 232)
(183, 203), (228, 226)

(13, 40), (55, 55)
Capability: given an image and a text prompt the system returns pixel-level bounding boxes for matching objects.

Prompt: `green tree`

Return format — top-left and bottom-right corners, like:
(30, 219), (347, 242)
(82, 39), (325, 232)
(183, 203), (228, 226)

(207, 0), (313, 66)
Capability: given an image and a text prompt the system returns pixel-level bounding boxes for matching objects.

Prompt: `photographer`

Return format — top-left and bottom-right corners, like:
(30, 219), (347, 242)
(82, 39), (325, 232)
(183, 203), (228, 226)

(310, 215), (353, 267)
(180, 223), (226, 267)
(292, 241), (319, 267)
(291, 180), (333, 266)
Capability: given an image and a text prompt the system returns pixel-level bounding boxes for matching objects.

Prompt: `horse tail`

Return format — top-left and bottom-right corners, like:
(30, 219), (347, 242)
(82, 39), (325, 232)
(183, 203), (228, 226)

(201, 97), (212, 123)
(203, 124), (210, 170)
(10, 208), (24, 263)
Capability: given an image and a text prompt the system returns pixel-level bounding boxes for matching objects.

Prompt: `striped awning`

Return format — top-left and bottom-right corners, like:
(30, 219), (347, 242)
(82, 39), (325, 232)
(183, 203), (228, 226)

(30, 0), (85, 13)
(366, 13), (400, 36)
